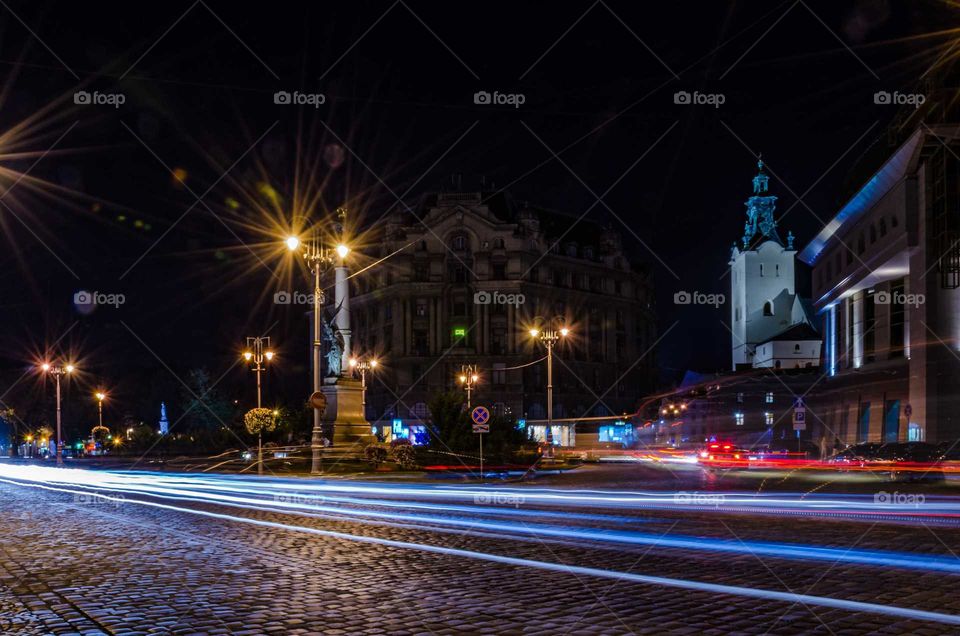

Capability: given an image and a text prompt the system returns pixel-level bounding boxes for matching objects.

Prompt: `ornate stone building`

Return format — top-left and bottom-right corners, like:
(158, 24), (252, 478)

(348, 187), (657, 438)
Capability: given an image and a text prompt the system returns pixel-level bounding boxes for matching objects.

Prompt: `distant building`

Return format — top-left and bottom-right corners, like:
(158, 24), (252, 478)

(350, 186), (657, 442)
(729, 160), (818, 370)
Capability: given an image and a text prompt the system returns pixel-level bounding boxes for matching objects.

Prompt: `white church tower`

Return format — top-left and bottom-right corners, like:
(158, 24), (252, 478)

(729, 158), (815, 370)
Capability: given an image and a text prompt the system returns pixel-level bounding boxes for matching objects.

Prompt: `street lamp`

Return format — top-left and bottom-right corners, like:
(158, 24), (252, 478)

(286, 226), (349, 473)
(457, 364), (479, 410)
(242, 336), (275, 409)
(95, 391), (107, 433)
(40, 362), (75, 466)
(348, 357), (378, 418)
(243, 336), (275, 476)
(528, 323), (571, 454)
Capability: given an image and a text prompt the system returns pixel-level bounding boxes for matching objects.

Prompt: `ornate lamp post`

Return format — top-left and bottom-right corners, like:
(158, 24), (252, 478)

(457, 364), (479, 410)
(242, 336), (275, 409)
(348, 357), (378, 417)
(40, 362), (75, 466)
(528, 323), (570, 455)
(95, 392), (107, 429)
(286, 223), (349, 473)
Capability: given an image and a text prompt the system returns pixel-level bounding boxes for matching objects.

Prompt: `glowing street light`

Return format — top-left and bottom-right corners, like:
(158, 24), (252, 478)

(39, 362), (75, 466)
(284, 212), (351, 473)
(348, 356), (378, 417)
(528, 321), (571, 454)
(457, 364), (479, 410)
(95, 391), (107, 430)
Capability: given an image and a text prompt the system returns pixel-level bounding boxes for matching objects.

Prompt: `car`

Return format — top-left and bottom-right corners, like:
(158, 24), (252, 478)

(826, 442), (882, 468)
(871, 442), (944, 482)
(698, 442), (749, 470)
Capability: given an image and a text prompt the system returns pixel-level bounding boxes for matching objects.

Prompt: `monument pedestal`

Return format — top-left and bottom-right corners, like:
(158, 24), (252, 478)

(320, 377), (374, 448)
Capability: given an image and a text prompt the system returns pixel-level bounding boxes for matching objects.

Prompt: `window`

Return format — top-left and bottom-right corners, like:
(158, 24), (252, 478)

(760, 263), (765, 277)
(411, 402), (429, 420)
(763, 301), (774, 316)
(492, 263), (506, 280)
(583, 246), (594, 260)
(891, 215), (898, 228)
(858, 233), (865, 255)
(870, 224), (877, 244)
(492, 362), (506, 385)
(413, 329), (428, 355)
(776, 263), (781, 277)
(415, 299), (428, 317)
(452, 234), (467, 251)
(735, 412), (745, 426)
(879, 218), (887, 237)
(765, 392), (774, 403)
(413, 262), (429, 282)
(565, 243), (577, 257)
(764, 412), (774, 427)
(736, 392), (744, 403)
(794, 343), (801, 353)
(493, 237), (504, 249)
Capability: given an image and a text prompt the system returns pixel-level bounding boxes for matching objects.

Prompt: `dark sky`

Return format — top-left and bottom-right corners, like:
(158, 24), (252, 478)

(0, 0), (948, 428)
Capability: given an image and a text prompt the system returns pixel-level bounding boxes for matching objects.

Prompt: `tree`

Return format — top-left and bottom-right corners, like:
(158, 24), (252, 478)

(244, 407), (276, 475)
(427, 391), (473, 451)
(179, 368), (236, 433)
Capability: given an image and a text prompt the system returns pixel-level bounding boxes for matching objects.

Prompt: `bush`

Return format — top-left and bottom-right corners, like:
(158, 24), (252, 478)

(391, 441), (418, 469)
(363, 443), (388, 468)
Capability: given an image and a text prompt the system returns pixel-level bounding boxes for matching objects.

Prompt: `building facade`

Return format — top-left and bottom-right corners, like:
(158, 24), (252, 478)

(348, 188), (657, 438)
(800, 125), (960, 445)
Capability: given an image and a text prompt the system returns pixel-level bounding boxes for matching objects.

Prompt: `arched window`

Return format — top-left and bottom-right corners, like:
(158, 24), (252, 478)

(775, 263), (780, 277)
(794, 343), (801, 353)
(451, 234), (467, 251)
(763, 301), (774, 316)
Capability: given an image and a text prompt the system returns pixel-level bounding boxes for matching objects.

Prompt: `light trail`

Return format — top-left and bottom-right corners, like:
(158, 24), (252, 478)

(3, 465), (960, 576)
(4, 474), (960, 627)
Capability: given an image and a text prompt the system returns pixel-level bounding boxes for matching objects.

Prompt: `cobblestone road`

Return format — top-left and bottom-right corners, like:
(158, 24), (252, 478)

(1, 470), (960, 635)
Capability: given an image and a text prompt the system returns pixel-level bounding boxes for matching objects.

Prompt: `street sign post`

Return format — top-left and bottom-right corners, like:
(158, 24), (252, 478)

(793, 406), (806, 454)
(471, 406), (490, 480)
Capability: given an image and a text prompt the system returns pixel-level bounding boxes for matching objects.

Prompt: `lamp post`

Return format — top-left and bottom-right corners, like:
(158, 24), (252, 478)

(348, 357), (378, 417)
(528, 324), (570, 456)
(40, 362), (75, 466)
(286, 231), (349, 473)
(457, 364), (479, 410)
(95, 392), (106, 429)
(243, 336), (275, 409)
(243, 336), (275, 476)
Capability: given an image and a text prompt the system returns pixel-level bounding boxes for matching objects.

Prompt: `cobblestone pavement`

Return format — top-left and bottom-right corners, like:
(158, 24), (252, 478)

(2, 470), (960, 635)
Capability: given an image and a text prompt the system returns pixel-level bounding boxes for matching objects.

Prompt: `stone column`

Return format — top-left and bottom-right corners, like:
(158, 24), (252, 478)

(335, 261), (351, 373)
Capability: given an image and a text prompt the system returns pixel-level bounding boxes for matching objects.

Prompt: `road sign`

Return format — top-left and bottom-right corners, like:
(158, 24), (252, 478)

(471, 406), (490, 433)
(793, 407), (806, 431)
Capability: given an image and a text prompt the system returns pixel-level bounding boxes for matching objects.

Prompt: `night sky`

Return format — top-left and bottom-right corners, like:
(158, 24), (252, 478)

(0, 0), (947, 430)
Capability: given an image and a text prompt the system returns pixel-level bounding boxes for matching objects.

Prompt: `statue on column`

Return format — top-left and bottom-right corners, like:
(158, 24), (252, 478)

(321, 316), (344, 378)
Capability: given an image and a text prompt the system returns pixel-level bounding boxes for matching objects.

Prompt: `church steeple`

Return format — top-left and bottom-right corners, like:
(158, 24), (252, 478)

(741, 155), (782, 249)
